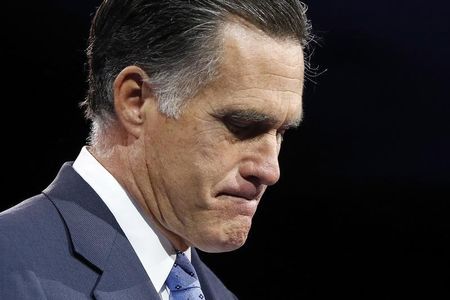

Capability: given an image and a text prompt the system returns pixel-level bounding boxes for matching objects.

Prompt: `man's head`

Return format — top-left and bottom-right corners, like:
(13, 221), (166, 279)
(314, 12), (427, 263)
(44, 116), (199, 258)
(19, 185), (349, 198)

(83, 0), (311, 136)
(82, 0), (311, 252)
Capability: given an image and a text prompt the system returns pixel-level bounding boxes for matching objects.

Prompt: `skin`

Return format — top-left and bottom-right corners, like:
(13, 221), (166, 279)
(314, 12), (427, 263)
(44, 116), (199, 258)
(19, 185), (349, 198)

(92, 21), (305, 253)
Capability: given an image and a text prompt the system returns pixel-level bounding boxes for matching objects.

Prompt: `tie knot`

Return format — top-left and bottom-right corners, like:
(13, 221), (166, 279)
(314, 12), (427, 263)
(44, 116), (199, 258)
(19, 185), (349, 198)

(166, 251), (205, 299)
(174, 252), (198, 279)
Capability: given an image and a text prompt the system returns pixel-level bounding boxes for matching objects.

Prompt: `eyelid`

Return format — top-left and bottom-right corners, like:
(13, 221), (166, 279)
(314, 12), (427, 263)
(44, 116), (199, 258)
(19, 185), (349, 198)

(227, 117), (293, 133)
(227, 117), (253, 127)
(223, 118), (269, 140)
(216, 110), (298, 140)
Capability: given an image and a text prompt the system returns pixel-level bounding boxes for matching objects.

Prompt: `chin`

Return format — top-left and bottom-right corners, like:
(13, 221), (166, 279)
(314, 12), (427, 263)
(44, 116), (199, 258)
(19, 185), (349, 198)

(196, 221), (251, 253)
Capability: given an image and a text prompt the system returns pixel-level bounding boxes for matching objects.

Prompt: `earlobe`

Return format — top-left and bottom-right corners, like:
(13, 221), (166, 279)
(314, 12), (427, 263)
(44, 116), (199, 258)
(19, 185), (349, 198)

(113, 66), (155, 138)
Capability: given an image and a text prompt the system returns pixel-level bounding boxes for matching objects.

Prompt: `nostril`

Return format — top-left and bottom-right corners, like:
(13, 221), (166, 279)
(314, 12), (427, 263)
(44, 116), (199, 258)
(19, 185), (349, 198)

(243, 175), (261, 187)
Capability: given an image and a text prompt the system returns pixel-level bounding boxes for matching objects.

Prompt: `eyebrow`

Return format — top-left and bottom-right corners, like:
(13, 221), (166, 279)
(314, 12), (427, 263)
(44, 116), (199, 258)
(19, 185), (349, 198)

(214, 108), (302, 129)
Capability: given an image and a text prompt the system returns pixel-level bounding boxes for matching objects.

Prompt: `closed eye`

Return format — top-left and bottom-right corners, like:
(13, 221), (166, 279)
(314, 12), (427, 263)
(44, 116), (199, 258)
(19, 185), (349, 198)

(223, 116), (273, 140)
(212, 108), (299, 141)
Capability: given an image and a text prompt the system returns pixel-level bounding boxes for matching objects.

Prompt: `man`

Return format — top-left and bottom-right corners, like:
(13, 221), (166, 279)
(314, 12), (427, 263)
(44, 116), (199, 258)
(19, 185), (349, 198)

(1, 0), (311, 299)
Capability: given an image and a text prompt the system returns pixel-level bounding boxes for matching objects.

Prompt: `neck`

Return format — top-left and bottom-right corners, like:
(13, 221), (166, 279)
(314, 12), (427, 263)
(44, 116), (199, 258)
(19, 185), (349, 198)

(89, 138), (190, 253)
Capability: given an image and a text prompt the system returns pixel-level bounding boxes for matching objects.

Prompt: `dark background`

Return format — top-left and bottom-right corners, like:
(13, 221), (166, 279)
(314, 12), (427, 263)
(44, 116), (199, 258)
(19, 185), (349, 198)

(3, 1), (449, 299)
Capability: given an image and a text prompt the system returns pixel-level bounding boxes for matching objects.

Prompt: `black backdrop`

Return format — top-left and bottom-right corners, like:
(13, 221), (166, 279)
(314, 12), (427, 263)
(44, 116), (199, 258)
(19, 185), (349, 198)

(3, 1), (449, 299)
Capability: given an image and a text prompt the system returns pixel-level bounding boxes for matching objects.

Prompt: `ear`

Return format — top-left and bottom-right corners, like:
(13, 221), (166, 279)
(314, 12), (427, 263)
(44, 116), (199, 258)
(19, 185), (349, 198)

(113, 66), (156, 138)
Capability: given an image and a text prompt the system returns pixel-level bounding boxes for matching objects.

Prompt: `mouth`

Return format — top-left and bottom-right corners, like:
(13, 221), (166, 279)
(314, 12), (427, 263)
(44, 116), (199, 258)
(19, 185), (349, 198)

(216, 192), (257, 201)
(215, 193), (259, 217)
(214, 185), (264, 217)
(216, 187), (262, 201)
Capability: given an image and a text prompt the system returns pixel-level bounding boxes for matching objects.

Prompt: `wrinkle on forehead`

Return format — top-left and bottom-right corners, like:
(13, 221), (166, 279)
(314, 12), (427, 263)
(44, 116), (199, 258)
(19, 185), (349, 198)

(217, 21), (305, 96)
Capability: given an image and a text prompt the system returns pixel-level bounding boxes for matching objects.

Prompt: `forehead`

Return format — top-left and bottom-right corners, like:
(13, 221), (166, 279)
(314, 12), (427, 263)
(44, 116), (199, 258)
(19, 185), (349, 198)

(203, 21), (305, 122)
(220, 21), (305, 83)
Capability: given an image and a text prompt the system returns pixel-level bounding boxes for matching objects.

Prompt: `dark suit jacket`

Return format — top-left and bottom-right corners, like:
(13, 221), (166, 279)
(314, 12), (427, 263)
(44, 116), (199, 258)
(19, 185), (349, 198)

(0, 163), (238, 299)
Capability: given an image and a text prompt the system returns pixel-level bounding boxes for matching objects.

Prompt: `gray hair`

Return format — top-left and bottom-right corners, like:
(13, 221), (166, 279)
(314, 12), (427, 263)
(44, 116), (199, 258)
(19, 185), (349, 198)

(81, 0), (313, 139)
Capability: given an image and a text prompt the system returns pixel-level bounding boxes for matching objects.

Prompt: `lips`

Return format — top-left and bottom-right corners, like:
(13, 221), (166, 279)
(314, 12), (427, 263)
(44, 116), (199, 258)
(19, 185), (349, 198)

(217, 183), (263, 201)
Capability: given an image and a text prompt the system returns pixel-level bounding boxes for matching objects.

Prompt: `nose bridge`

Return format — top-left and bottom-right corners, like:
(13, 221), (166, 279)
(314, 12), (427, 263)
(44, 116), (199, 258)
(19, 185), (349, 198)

(252, 133), (281, 186)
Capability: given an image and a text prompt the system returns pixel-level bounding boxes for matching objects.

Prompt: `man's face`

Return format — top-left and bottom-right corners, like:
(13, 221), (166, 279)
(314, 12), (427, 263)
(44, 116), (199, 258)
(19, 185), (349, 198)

(139, 22), (304, 252)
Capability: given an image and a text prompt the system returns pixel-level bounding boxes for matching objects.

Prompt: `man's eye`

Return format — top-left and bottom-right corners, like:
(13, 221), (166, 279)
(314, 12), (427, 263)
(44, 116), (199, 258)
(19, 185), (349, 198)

(225, 120), (254, 137)
(223, 116), (270, 140)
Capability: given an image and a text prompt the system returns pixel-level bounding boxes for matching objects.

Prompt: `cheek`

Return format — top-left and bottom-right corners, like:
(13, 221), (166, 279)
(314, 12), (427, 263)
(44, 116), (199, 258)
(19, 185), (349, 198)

(192, 132), (240, 175)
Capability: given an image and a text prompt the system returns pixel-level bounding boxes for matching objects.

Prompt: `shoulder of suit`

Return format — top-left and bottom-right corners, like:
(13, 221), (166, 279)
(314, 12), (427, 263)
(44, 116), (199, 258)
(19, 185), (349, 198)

(0, 193), (65, 259)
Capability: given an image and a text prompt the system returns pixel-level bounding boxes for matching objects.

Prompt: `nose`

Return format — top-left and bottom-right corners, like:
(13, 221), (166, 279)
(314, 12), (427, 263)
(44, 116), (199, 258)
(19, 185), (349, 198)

(240, 134), (281, 186)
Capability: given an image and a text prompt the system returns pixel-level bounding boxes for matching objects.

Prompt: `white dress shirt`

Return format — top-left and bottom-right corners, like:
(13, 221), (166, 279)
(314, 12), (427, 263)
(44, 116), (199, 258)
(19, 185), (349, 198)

(73, 146), (191, 299)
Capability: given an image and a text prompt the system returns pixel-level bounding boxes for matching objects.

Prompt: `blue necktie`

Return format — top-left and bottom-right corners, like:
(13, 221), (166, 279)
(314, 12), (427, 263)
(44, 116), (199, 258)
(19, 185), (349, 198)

(165, 251), (205, 300)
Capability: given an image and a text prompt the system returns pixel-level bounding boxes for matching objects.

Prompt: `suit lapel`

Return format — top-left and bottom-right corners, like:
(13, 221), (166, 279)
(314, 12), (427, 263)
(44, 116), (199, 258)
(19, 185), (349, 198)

(192, 249), (216, 300)
(92, 231), (160, 300)
(44, 163), (160, 300)
(191, 249), (238, 300)
(191, 248), (215, 300)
